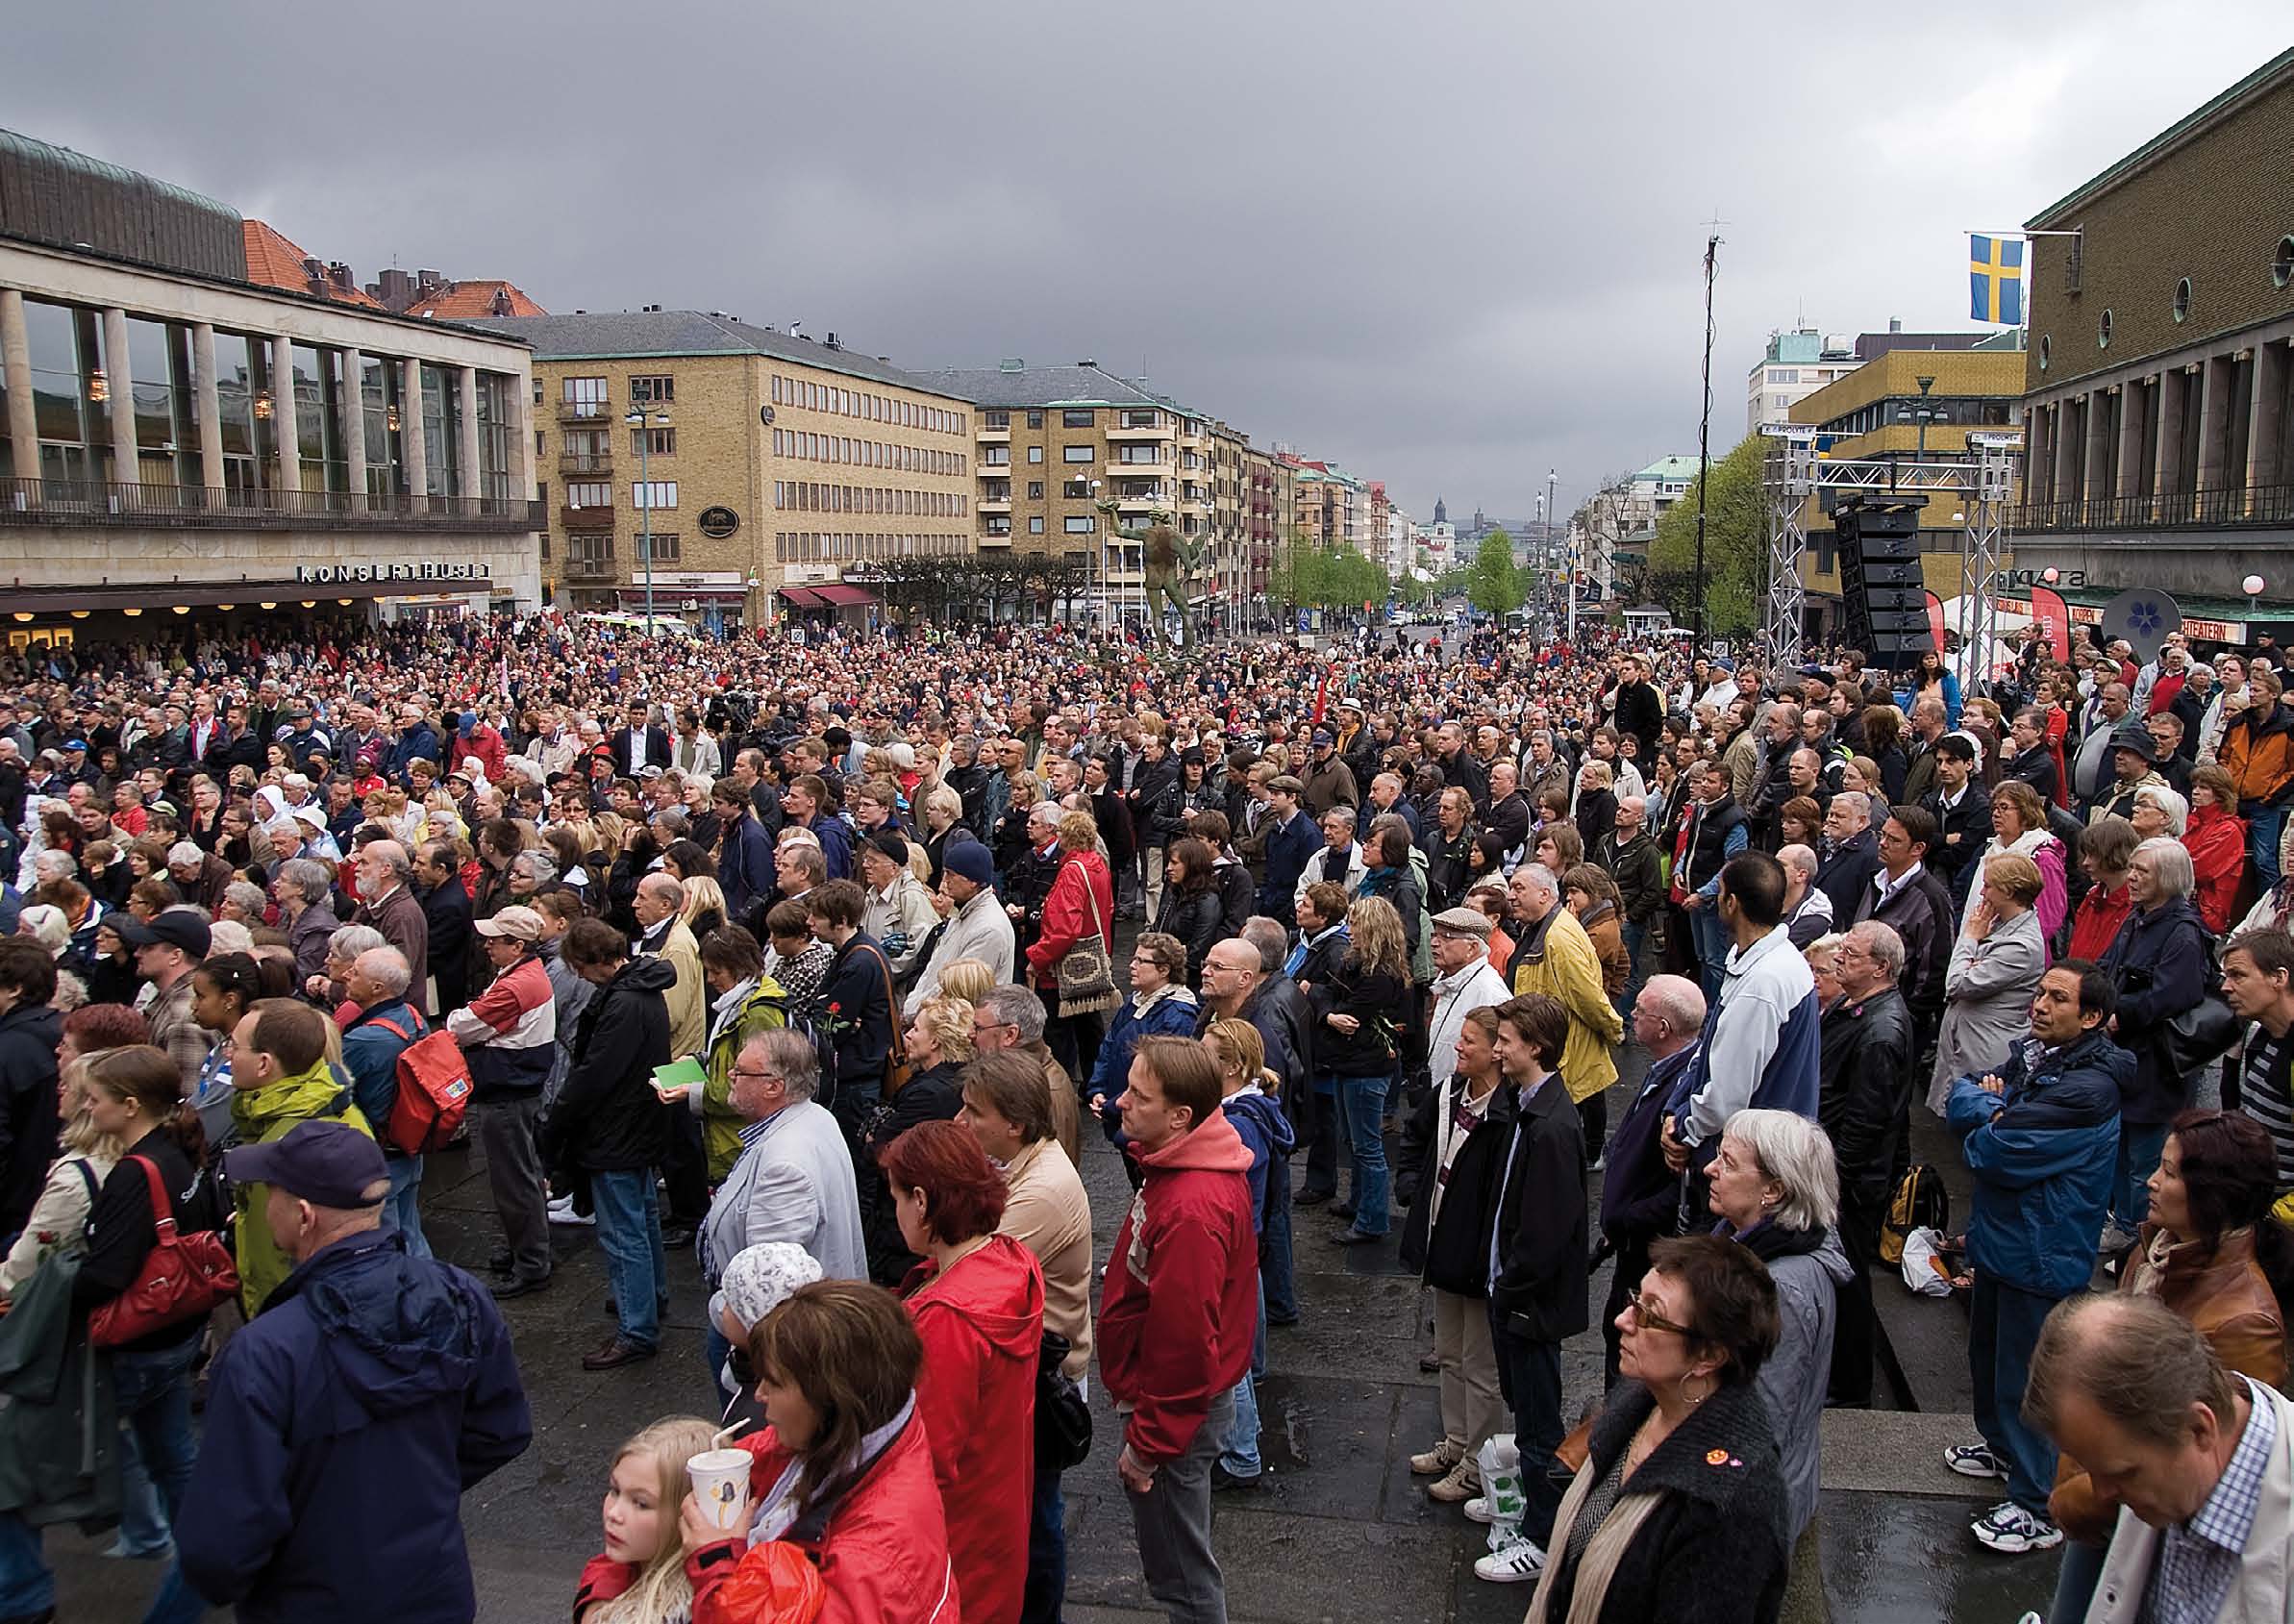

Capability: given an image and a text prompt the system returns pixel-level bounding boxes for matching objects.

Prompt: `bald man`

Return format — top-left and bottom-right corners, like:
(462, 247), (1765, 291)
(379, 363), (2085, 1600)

(352, 837), (430, 1016)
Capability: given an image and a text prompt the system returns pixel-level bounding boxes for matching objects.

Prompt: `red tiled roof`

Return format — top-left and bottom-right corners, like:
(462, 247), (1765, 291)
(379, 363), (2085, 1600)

(405, 280), (547, 319)
(239, 220), (383, 308)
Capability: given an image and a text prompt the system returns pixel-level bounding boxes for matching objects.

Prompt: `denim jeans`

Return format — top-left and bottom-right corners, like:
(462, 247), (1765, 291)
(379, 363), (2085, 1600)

(1690, 903), (1732, 1002)
(1022, 1465), (1068, 1624)
(1970, 1278), (2062, 1514)
(0, 1512), (51, 1617)
(1489, 1315), (1567, 1546)
(2253, 807), (2286, 892)
(589, 1167), (667, 1350)
(1217, 1279), (1267, 1478)
(1336, 1073), (1392, 1236)
(382, 1154), (430, 1259)
(113, 1337), (206, 1624)
(1301, 1078), (1340, 1198)
(1620, 919), (1648, 1006)
(1260, 1161), (1297, 1323)
(2112, 1121), (2171, 1233)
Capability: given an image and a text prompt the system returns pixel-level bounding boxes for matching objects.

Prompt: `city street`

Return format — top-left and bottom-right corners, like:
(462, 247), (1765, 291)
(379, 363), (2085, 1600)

(42, 1039), (2054, 1624)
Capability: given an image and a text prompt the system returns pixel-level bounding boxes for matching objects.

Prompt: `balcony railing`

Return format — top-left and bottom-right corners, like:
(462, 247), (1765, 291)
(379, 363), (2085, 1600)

(561, 556), (616, 580)
(2009, 484), (2294, 535)
(0, 478), (541, 533)
(560, 503), (616, 531)
(560, 451), (613, 474)
(557, 401), (611, 423)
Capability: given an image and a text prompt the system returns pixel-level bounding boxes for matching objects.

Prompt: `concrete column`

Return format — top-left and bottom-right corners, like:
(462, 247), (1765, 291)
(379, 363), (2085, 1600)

(269, 336), (301, 494)
(1, 290), (38, 485)
(2238, 347), (2268, 510)
(457, 365), (482, 502)
(2157, 370), (2187, 498)
(2254, 342), (2290, 492)
(101, 308), (137, 485)
(2084, 389), (2113, 503)
(191, 322), (224, 490)
(340, 346), (366, 502)
(400, 359), (428, 509)
(505, 368), (532, 501)
(2197, 355), (2230, 492)
(2052, 400), (2079, 512)
(2117, 380), (2149, 498)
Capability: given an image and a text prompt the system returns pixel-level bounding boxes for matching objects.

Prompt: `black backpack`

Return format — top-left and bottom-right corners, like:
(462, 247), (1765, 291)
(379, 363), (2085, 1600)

(1880, 1162), (1950, 1266)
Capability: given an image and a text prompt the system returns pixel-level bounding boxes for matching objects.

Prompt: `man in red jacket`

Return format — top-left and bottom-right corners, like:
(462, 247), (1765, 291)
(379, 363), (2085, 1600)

(1100, 1034), (1257, 1623)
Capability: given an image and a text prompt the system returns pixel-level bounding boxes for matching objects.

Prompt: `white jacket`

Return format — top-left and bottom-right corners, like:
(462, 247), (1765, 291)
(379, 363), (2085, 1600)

(2086, 1376), (2294, 1624)
(902, 888), (1018, 1019)
(1424, 960), (1511, 1092)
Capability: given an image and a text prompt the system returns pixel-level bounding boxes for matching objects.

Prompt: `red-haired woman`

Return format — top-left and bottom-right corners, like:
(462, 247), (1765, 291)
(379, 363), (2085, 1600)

(883, 1120), (1045, 1624)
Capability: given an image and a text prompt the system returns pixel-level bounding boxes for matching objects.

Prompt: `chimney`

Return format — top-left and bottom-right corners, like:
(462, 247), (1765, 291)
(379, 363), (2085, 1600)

(328, 262), (355, 291)
(1889, 316), (1902, 333)
(417, 269), (442, 291)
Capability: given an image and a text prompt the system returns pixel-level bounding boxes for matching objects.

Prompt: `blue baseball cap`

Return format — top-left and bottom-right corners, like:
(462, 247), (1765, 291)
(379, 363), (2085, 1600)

(224, 1121), (388, 1209)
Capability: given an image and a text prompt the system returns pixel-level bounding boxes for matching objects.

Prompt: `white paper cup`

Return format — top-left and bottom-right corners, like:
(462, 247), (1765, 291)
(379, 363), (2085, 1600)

(687, 1449), (753, 1535)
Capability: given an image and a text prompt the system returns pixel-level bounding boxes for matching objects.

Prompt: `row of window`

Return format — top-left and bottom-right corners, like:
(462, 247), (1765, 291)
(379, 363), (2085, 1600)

(557, 427), (673, 458)
(540, 532), (684, 565)
(985, 515), (1096, 537)
(769, 374), (963, 436)
(981, 407), (1196, 432)
(558, 375), (672, 410)
(561, 481), (678, 509)
(772, 531), (967, 562)
(773, 481), (966, 518)
(769, 427), (963, 476)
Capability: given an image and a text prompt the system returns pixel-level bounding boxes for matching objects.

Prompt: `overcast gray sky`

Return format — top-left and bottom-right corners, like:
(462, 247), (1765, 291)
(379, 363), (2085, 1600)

(13, 2), (2288, 523)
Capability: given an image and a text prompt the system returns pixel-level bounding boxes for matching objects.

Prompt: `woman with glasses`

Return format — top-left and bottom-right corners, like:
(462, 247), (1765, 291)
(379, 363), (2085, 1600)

(1522, 1234), (1790, 1622)
(1084, 934), (1198, 1152)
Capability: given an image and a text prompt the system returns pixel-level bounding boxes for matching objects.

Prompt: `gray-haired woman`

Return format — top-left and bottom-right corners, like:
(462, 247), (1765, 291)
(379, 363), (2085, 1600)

(2098, 837), (2212, 1247)
(1706, 1107), (1848, 1545)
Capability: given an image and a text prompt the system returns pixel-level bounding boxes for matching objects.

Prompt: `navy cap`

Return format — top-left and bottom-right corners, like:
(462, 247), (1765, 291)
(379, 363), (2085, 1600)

(225, 1120), (388, 1209)
(943, 837), (995, 888)
(113, 908), (212, 959)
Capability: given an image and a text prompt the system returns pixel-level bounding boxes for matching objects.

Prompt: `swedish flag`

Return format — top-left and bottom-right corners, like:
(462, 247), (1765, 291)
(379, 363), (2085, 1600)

(1969, 235), (2024, 325)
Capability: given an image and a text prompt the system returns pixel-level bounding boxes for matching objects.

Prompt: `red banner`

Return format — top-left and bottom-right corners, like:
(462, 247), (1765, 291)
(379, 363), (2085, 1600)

(2029, 587), (2070, 662)
(1924, 590), (1948, 653)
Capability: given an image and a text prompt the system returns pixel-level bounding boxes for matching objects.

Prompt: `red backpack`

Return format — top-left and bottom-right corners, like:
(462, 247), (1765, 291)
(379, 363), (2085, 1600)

(365, 1012), (475, 1156)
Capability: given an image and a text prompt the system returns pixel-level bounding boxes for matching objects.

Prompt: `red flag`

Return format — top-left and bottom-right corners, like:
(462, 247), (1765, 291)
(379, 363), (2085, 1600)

(2029, 587), (2070, 662)
(1924, 590), (1948, 654)
(1312, 665), (1333, 724)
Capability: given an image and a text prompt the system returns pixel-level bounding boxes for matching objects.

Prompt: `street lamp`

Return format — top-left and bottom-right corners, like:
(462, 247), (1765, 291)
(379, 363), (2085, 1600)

(625, 400), (671, 628)
(2246, 574), (2266, 621)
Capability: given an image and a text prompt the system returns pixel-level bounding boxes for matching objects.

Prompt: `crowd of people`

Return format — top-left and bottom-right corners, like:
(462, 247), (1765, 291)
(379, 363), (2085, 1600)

(0, 605), (2291, 1623)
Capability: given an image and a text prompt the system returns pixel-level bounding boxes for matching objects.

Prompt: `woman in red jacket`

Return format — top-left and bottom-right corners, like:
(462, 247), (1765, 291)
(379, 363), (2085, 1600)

(884, 1121), (1045, 1624)
(2184, 765), (2250, 935)
(679, 1282), (958, 1624)
(1023, 810), (1118, 1082)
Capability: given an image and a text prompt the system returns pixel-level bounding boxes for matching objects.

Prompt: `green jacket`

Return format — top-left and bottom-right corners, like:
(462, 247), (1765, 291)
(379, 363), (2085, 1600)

(700, 975), (790, 1181)
(229, 1062), (371, 1314)
(0, 1248), (119, 1525)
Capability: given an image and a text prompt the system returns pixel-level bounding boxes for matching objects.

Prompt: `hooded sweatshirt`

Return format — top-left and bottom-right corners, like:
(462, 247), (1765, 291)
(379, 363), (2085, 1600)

(1098, 1106), (1258, 1462)
(229, 1061), (372, 1314)
(1219, 1082), (1297, 1237)
(905, 1235), (1045, 1624)
(174, 1228), (530, 1623)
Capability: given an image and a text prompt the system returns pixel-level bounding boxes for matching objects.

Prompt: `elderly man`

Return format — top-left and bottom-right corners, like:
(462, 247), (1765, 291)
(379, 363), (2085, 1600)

(1820, 920), (1916, 1408)
(447, 906), (560, 1299)
(973, 981), (1082, 1168)
(695, 1028), (863, 1404)
(1505, 862), (1624, 1167)
(166, 839), (234, 915)
(352, 839), (429, 1015)
(1595, 974), (1706, 1387)
(1815, 788), (1882, 922)
(1295, 806), (1366, 912)
(2027, 1295), (2294, 1624)
(903, 840), (1017, 1018)
(1425, 907), (1510, 1095)
(1777, 843), (1833, 948)
(338, 945), (432, 1257)
(173, 1122), (528, 1623)
(632, 871), (705, 1059)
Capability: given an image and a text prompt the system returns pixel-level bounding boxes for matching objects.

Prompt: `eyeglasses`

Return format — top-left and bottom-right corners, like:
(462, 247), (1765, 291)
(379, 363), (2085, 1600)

(731, 1066), (780, 1082)
(1625, 1289), (1692, 1338)
(972, 1018), (1012, 1036)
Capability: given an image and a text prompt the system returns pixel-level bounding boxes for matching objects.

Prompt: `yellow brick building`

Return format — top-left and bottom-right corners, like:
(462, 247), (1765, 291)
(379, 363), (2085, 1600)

(1788, 346), (2028, 626)
(477, 311), (974, 628)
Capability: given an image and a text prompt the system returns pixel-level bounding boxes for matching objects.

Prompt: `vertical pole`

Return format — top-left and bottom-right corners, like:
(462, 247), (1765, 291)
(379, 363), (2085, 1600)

(637, 411), (654, 628)
(1695, 234), (1719, 646)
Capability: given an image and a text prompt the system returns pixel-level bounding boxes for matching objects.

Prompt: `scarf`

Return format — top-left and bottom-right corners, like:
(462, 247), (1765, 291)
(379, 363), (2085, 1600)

(747, 1392), (918, 1545)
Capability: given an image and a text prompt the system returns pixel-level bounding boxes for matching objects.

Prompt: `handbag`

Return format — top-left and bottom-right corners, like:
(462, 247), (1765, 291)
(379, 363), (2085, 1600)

(88, 1155), (238, 1349)
(1034, 1329), (1093, 1472)
(1055, 866), (1120, 1018)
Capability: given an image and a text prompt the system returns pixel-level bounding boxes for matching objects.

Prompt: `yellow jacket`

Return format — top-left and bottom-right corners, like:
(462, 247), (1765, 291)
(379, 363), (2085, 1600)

(1509, 907), (1624, 1102)
(229, 1061), (373, 1314)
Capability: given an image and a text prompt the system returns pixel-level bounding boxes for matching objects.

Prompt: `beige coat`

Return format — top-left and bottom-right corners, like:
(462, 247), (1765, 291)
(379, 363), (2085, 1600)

(998, 1137), (1093, 1381)
(646, 918), (707, 1059)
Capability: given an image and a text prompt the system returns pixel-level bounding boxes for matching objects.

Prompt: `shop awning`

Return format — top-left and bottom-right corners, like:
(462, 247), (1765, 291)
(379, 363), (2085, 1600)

(777, 587), (825, 608)
(812, 584), (877, 607)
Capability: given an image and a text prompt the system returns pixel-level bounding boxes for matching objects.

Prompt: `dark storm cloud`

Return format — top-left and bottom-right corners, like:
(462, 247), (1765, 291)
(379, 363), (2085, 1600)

(12, 0), (2287, 522)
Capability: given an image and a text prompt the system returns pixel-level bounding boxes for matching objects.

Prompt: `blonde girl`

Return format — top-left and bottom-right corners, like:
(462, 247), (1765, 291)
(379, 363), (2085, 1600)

(577, 1414), (720, 1623)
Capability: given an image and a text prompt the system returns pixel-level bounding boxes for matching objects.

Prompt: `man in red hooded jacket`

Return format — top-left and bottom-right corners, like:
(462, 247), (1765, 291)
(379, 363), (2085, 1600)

(1099, 1034), (1257, 1623)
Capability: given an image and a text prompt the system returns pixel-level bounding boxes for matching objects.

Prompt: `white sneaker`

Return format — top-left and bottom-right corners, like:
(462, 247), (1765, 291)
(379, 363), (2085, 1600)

(1474, 1536), (1546, 1583)
(547, 1201), (595, 1227)
(1944, 1442), (2007, 1479)
(1462, 1494), (1495, 1525)
(1971, 1500), (2061, 1554)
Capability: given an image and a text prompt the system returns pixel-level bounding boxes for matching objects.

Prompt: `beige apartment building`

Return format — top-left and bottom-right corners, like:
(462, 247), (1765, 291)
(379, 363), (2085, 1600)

(478, 311), (975, 629)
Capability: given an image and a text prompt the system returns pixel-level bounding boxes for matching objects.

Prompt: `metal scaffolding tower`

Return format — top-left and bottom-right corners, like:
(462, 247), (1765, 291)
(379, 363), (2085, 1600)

(1758, 424), (2025, 680)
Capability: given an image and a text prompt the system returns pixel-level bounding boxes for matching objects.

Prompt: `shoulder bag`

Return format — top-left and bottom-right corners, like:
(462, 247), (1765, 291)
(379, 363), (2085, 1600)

(88, 1156), (238, 1349)
(1056, 865), (1120, 1018)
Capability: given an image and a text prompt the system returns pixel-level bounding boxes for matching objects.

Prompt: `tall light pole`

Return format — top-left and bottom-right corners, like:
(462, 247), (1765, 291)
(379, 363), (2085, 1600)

(1551, 467), (1567, 641)
(626, 400), (670, 628)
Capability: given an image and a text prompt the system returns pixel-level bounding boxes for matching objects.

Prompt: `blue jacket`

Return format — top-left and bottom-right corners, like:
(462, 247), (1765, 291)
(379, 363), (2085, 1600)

(717, 808), (774, 920)
(1258, 811), (1318, 919)
(1089, 987), (1202, 1119)
(806, 812), (854, 881)
(1604, 1041), (1701, 1243)
(173, 1229), (530, 1623)
(2098, 895), (2211, 1125)
(1947, 1029), (2130, 1296)
(386, 722), (440, 781)
(1220, 1086), (1297, 1237)
(340, 998), (422, 1138)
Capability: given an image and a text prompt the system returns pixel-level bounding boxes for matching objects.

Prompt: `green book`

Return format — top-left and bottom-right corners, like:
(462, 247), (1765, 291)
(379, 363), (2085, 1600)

(651, 1058), (709, 1096)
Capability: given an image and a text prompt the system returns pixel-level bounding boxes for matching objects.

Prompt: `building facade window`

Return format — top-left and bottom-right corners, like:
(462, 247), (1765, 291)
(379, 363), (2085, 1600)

(634, 481), (677, 510)
(1064, 515), (1095, 534)
(633, 426), (675, 456)
(1027, 410), (1044, 429)
(2172, 277), (2193, 322)
(361, 356), (406, 498)
(127, 314), (197, 487)
(475, 371), (512, 502)
(565, 481), (611, 507)
(1028, 446), (1043, 463)
(636, 532), (679, 562)
(1029, 516), (1045, 534)
(1062, 409), (1095, 428)
(2098, 310), (2113, 350)
(419, 362), (461, 498)
(2275, 237), (2294, 290)
(628, 374), (674, 404)
(1061, 444), (1094, 463)
(561, 376), (609, 416)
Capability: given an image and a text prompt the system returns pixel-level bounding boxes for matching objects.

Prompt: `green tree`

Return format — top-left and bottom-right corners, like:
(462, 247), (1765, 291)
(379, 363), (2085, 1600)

(1647, 436), (1767, 635)
(1467, 530), (1524, 616)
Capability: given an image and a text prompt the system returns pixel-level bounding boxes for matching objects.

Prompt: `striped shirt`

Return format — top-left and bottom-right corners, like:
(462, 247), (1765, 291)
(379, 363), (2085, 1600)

(2146, 1375), (2275, 1624)
(2240, 1026), (2294, 1195)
